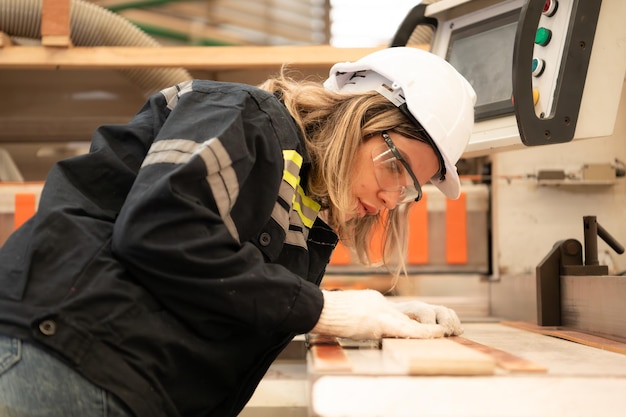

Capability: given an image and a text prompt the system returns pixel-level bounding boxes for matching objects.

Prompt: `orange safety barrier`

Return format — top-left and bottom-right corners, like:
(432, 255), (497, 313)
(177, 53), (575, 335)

(14, 193), (37, 230)
(329, 240), (352, 265)
(328, 211), (388, 265)
(407, 193), (429, 264)
(445, 192), (468, 264)
(327, 191), (469, 266)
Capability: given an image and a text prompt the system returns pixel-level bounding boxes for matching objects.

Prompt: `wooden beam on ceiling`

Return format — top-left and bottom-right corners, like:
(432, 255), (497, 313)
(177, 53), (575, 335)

(0, 45), (384, 70)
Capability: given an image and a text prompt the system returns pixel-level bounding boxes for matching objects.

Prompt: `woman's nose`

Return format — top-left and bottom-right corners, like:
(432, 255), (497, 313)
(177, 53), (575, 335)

(378, 189), (401, 210)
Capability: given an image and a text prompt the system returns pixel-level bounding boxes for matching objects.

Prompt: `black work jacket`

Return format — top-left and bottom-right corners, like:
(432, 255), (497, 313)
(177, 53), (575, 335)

(0, 80), (336, 417)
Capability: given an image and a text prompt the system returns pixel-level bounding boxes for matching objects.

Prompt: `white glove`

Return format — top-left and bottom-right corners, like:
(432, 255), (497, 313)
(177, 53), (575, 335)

(392, 300), (464, 336)
(310, 290), (446, 340)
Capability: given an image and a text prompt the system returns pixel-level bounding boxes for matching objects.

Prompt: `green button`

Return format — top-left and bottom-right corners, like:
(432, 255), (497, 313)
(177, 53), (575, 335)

(535, 27), (552, 46)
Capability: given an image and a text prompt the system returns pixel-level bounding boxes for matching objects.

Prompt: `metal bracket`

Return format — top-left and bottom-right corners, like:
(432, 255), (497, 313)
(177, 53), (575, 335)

(536, 238), (582, 326)
(536, 216), (625, 326)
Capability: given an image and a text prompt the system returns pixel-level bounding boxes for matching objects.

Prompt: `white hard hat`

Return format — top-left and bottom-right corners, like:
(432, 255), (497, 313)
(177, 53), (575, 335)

(324, 47), (476, 200)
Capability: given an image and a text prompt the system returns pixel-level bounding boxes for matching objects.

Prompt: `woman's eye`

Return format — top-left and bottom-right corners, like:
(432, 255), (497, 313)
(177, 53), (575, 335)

(386, 160), (402, 176)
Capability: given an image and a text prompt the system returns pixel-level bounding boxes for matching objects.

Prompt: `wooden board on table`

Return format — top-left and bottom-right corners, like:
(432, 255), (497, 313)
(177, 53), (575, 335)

(310, 344), (352, 372)
(452, 336), (547, 373)
(502, 321), (626, 355)
(383, 338), (496, 376)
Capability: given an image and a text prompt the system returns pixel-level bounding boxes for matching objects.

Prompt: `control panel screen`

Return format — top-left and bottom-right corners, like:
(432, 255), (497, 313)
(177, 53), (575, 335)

(447, 10), (520, 120)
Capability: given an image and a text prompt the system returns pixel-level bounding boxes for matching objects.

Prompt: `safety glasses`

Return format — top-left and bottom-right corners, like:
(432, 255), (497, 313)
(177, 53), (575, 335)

(371, 131), (423, 204)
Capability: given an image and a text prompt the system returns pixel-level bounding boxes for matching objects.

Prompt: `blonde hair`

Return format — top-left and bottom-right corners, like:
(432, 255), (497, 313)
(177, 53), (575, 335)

(258, 72), (430, 279)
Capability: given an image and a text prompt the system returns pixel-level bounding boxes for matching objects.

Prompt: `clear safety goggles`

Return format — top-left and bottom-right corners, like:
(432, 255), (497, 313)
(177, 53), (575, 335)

(371, 131), (423, 204)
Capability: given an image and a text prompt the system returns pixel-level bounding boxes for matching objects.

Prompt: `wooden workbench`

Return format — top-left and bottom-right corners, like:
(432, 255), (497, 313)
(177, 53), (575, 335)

(242, 323), (626, 417)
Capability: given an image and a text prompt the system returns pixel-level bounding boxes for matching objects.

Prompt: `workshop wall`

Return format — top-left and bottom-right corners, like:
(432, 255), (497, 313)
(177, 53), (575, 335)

(492, 81), (626, 276)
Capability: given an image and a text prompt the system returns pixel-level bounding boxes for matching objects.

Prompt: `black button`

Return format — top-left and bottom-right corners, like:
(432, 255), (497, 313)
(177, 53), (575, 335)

(259, 232), (271, 246)
(39, 320), (57, 336)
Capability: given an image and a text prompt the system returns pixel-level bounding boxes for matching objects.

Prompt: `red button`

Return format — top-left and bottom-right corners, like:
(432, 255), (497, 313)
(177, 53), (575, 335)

(543, 0), (558, 17)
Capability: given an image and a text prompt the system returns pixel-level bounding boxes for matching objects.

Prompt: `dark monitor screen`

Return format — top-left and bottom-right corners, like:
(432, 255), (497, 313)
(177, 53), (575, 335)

(446, 9), (520, 120)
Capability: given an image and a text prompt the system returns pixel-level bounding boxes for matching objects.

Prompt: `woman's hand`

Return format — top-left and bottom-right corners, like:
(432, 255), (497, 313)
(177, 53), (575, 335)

(392, 300), (464, 336)
(310, 290), (449, 340)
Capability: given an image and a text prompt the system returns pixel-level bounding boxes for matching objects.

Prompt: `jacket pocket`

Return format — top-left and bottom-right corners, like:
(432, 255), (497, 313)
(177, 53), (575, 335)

(253, 220), (285, 262)
(0, 336), (21, 376)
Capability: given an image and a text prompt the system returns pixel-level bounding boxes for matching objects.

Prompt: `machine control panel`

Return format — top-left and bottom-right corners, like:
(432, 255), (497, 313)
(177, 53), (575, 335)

(513, 0), (602, 145)
(426, 0), (626, 154)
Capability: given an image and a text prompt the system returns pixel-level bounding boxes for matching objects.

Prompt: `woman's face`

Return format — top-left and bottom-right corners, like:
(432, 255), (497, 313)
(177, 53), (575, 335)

(349, 131), (440, 219)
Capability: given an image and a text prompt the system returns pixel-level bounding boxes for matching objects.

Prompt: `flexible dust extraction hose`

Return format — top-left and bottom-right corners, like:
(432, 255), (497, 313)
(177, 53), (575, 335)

(0, 0), (192, 95)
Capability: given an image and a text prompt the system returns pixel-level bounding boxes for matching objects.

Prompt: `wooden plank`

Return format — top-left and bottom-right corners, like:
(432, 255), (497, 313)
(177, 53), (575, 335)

(502, 321), (626, 355)
(310, 344), (353, 372)
(211, 0), (323, 19)
(41, 35), (73, 47)
(116, 10), (248, 45)
(0, 45), (383, 70)
(452, 336), (548, 373)
(383, 338), (496, 376)
(209, 4), (322, 32)
(0, 32), (13, 48)
(41, 0), (73, 47)
(205, 18), (320, 43)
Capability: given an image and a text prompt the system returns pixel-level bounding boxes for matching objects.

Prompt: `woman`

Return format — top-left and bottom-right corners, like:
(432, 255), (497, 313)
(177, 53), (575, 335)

(0, 47), (476, 417)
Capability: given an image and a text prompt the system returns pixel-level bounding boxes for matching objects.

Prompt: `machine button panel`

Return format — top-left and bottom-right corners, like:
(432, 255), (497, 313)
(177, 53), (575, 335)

(530, 0), (575, 118)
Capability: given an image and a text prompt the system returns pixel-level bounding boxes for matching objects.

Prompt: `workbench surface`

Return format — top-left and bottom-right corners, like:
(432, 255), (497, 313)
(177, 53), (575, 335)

(243, 323), (626, 417)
